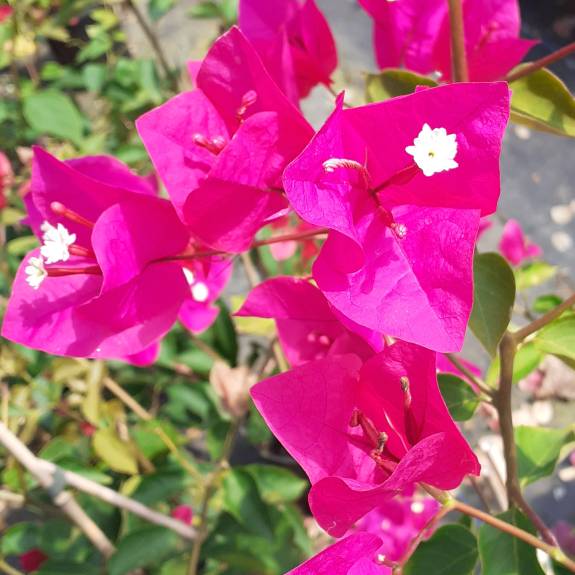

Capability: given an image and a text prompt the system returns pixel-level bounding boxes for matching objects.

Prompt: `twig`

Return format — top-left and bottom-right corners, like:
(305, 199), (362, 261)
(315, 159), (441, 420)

(187, 419), (241, 575)
(447, 0), (469, 82)
(190, 336), (225, 362)
(124, 0), (179, 91)
(513, 292), (575, 342)
(468, 475), (492, 512)
(444, 353), (493, 396)
(495, 333), (557, 546)
(0, 422), (196, 541)
(240, 253), (260, 287)
(506, 41), (575, 83)
(0, 422), (115, 558)
(0, 559), (23, 575)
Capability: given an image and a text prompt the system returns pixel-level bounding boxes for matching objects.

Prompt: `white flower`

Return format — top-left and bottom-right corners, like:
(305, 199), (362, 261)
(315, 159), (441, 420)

(191, 282), (209, 302)
(25, 256), (47, 290)
(40, 221), (76, 264)
(405, 123), (458, 177)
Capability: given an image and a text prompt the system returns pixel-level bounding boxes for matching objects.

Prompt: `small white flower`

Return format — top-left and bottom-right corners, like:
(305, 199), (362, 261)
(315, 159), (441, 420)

(25, 256), (47, 290)
(405, 123), (458, 177)
(40, 221), (76, 264)
(191, 282), (209, 302)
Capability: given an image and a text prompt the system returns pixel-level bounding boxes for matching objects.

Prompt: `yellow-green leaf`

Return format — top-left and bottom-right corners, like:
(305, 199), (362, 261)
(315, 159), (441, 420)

(93, 428), (138, 475)
(366, 69), (438, 103)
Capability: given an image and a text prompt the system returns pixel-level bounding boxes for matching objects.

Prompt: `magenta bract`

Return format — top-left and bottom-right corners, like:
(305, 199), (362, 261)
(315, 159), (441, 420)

(284, 83), (509, 352)
(137, 26), (313, 253)
(239, 0), (337, 103)
(1, 148), (230, 360)
(251, 341), (479, 536)
(499, 219), (543, 266)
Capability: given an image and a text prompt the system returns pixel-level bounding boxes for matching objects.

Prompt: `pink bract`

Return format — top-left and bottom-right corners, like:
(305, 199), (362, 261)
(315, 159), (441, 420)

(137, 27), (313, 253)
(239, 0), (337, 104)
(0, 151), (13, 210)
(284, 83), (509, 352)
(359, 0), (536, 82)
(251, 341), (479, 536)
(498, 219), (543, 266)
(286, 533), (386, 575)
(236, 276), (380, 365)
(2, 148), (230, 360)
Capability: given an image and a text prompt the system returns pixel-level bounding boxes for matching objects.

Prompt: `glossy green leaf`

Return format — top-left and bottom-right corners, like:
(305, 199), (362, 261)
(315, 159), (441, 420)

(92, 428), (138, 475)
(438, 374), (480, 420)
(243, 464), (308, 504)
(404, 524), (478, 575)
(479, 509), (545, 575)
(213, 299), (238, 365)
(533, 316), (575, 362)
(23, 91), (85, 145)
(510, 68), (575, 138)
(515, 425), (574, 487)
(515, 261), (557, 291)
(469, 253), (516, 356)
(366, 69), (438, 102)
(109, 526), (179, 575)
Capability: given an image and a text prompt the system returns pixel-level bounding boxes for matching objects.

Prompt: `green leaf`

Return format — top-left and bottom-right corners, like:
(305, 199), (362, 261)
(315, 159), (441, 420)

(23, 91), (85, 145)
(92, 428), (138, 475)
(510, 68), (575, 138)
(212, 299), (238, 365)
(220, 0), (238, 27)
(469, 253), (516, 356)
(366, 69), (438, 102)
(243, 464), (308, 504)
(188, 1), (221, 19)
(82, 63), (107, 93)
(479, 509), (545, 575)
(486, 341), (544, 387)
(533, 294), (563, 314)
(37, 562), (100, 575)
(515, 425), (574, 487)
(1, 523), (41, 555)
(533, 316), (575, 362)
(109, 526), (179, 575)
(404, 524), (478, 575)
(7, 235), (39, 256)
(148, 0), (176, 20)
(515, 261), (557, 291)
(438, 374), (480, 420)
(223, 469), (273, 538)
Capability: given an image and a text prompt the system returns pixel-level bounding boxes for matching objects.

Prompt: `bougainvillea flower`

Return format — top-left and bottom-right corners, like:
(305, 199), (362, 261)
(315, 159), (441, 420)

(284, 83), (509, 352)
(236, 276), (380, 365)
(436, 354), (482, 388)
(477, 216), (493, 240)
(355, 488), (440, 562)
(0, 6), (13, 22)
(19, 548), (48, 573)
(287, 533), (387, 575)
(0, 151), (13, 210)
(252, 341), (480, 536)
(359, 0), (536, 82)
(2, 148), (231, 360)
(239, 0), (337, 104)
(267, 215), (319, 264)
(137, 26), (313, 253)
(554, 521), (575, 558)
(498, 219), (542, 266)
(171, 504), (194, 525)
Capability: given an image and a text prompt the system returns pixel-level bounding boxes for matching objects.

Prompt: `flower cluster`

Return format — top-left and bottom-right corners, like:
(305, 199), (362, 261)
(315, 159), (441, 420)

(2, 0), (519, 570)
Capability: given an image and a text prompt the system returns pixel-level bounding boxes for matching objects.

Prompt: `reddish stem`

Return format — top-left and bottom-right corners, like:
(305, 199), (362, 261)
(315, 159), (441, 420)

(506, 41), (575, 83)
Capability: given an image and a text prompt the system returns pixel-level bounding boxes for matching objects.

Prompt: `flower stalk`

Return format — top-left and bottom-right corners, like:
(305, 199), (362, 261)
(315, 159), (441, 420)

(447, 0), (469, 82)
(506, 41), (575, 83)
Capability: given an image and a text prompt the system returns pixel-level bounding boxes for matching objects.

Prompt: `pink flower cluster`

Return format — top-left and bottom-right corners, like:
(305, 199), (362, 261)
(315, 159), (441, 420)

(2, 0), (518, 569)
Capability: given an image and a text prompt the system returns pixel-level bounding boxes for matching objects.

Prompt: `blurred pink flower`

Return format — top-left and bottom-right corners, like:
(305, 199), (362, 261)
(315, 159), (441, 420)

(499, 219), (542, 266)
(0, 6), (13, 22)
(171, 505), (194, 525)
(19, 549), (48, 573)
(0, 151), (13, 210)
(554, 521), (575, 558)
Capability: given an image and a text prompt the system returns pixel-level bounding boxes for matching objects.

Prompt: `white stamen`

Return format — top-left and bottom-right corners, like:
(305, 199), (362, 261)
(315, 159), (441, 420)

(191, 282), (209, 302)
(40, 221), (76, 264)
(183, 268), (195, 285)
(411, 501), (425, 514)
(405, 123), (458, 177)
(323, 158), (364, 174)
(25, 256), (47, 289)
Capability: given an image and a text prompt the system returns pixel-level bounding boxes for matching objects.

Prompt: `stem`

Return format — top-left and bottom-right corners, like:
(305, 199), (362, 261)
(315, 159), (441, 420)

(506, 41), (575, 83)
(495, 332), (557, 546)
(444, 353), (493, 396)
(187, 419), (241, 575)
(513, 292), (575, 342)
(0, 421), (196, 541)
(451, 500), (575, 572)
(447, 0), (469, 82)
(0, 559), (23, 575)
(124, 0), (179, 92)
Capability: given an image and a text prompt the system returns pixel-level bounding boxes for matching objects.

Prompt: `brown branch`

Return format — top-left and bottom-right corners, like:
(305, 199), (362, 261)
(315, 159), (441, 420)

(506, 41), (575, 83)
(444, 353), (493, 396)
(0, 422), (115, 558)
(0, 421), (197, 541)
(513, 292), (575, 342)
(447, 0), (469, 82)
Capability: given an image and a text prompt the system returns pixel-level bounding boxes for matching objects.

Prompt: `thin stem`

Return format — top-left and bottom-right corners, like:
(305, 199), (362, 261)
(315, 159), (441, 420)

(506, 41), (575, 83)
(495, 332), (557, 546)
(240, 252), (260, 287)
(513, 292), (575, 342)
(450, 500), (575, 572)
(187, 419), (241, 575)
(0, 559), (24, 575)
(444, 353), (493, 396)
(190, 335), (225, 362)
(124, 0), (179, 92)
(447, 0), (469, 82)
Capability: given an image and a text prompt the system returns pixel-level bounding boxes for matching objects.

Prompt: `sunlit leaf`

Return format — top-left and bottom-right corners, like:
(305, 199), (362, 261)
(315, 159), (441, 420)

(438, 374), (480, 420)
(92, 428), (138, 475)
(515, 261), (556, 291)
(366, 69), (438, 102)
(533, 316), (575, 362)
